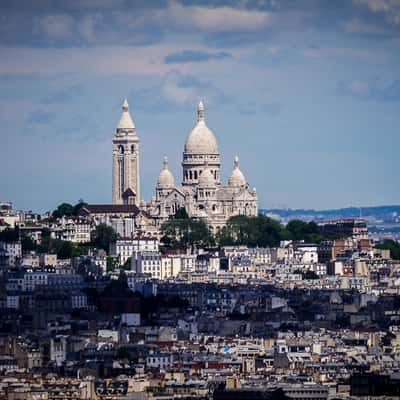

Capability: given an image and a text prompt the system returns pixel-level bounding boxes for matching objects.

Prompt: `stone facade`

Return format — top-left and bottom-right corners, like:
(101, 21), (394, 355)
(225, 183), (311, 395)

(112, 100), (140, 206)
(111, 100), (258, 232)
(146, 101), (258, 231)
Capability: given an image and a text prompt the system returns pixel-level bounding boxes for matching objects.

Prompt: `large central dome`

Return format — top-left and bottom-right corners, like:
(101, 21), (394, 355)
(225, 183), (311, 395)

(184, 101), (219, 155)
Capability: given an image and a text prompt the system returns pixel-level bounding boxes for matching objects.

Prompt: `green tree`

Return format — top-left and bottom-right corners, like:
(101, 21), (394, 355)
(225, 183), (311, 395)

(107, 256), (118, 272)
(55, 240), (78, 259)
(21, 235), (37, 252)
(41, 227), (51, 239)
(303, 270), (319, 280)
(72, 200), (88, 215)
(376, 239), (400, 260)
(92, 223), (118, 252)
(161, 218), (214, 250)
(286, 219), (322, 243)
(52, 203), (74, 219)
(216, 215), (288, 248)
(122, 257), (132, 270)
(0, 227), (19, 242)
(173, 207), (189, 220)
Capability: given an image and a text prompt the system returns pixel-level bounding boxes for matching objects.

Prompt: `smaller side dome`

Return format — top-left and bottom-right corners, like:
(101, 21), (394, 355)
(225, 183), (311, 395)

(198, 162), (216, 188)
(228, 156), (246, 187)
(157, 157), (175, 188)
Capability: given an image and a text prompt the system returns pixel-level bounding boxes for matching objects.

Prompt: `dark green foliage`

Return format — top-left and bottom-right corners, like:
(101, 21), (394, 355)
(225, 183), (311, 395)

(161, 215), (214, 250)
(121, 257), (132, 270)
(216, 215), (288, 247)
(376, 239), (400, 260)
(286, 220), (322, 243)
(303, 270), (319, 280)
(72, 200), (88, 215)
(20, 235), (37, 252)
(0, 227), (19, 242)
(37, 237), (83, 259)
(41, 227), (51, 238)
(116, 347), (134, 361)
(381, 331), (396, 346)
(52, 203), (74, 219)
(173, 207), (189, 220)
(106, 256), (118, 272)
(141, 294), (190, 320)
(0, 227), (38, 252)
(51, 200), (88, 219)
(55, 240), (81, 259)
(92, 223), (118, 252)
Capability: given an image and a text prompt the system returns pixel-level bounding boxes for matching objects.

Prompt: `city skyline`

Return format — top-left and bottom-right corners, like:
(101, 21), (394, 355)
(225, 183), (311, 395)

(1, 0), (400, 212)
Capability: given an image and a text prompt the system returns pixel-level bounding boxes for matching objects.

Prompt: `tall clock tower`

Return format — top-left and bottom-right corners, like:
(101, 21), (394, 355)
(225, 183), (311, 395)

(112, 99), (140, 206)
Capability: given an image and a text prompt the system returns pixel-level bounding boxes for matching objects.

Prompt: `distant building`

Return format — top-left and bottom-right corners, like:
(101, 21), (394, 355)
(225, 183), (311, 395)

(317, 218), (368, 240)
(131, 251), (161, 279)
(110, 237), (159, 265)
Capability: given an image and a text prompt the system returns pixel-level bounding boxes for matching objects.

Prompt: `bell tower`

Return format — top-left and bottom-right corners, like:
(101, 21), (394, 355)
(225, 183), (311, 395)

(112, 99), (140, 206)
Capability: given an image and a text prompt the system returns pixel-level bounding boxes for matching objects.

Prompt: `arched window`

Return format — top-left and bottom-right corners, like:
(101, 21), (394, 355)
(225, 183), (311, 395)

(118, 145), (124, 154)
(194, 171), (198, 180)
(131, 144), (135, 153)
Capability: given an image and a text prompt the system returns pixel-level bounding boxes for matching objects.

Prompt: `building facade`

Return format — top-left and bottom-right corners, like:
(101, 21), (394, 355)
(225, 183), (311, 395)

(112, 100), (140, 206)
(145, 101), (258, 231)
(111, 100), (258, 232)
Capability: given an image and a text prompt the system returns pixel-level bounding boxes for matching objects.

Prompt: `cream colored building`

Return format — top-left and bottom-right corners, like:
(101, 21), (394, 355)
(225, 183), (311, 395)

(147, 101), (258, 231)
(112, 100), (140, 206)
(111, 100), (258, 232)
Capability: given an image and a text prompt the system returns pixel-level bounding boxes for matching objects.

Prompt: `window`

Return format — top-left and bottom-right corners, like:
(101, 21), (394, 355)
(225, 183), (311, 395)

(118, 145), (124, 154)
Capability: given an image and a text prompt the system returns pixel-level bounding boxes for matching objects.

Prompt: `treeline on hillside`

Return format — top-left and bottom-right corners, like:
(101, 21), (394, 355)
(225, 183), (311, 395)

(50, 200), (88, 219)
(161, 209), (338, 250)
(262, 205), (400, 219)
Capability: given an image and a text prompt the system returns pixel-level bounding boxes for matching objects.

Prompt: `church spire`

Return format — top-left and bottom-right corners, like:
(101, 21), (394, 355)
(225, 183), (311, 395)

(197, 100), (205, 121)
(163, 156), (169, 170)
(117, 98), (135, 130)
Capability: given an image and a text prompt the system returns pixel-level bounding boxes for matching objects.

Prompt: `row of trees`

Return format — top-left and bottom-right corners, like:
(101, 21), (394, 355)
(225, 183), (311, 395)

(161, 209), (327, 250)
(51, 200), (88, 219)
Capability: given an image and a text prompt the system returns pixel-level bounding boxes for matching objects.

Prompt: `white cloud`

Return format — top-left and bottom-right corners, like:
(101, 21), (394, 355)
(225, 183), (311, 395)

(165, 0), (273, 32)
(354, 0), (400, 26)
(161, 71), (198, 105)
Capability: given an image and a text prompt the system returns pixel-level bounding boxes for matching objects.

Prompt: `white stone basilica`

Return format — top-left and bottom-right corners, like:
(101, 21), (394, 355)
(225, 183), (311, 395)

(112, 99), (258, 232)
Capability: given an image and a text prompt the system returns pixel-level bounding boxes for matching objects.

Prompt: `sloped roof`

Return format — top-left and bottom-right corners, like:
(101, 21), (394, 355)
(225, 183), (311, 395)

(81, 204), (140, 215)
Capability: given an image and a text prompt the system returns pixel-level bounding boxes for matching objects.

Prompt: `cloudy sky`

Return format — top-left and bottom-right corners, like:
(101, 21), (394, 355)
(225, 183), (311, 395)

(1, 0), (399, 212)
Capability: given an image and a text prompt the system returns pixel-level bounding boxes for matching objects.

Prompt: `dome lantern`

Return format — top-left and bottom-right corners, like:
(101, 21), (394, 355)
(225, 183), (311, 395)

(197, 100), (205, 121)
